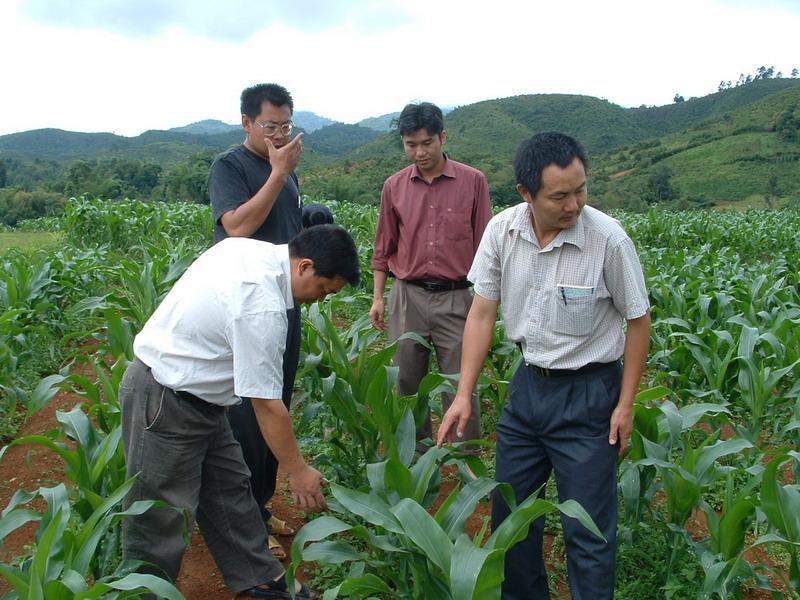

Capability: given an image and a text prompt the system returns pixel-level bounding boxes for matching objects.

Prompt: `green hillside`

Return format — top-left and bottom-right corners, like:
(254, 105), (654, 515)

(300, 79), (800, 207)
(593, 85), (800, 208)
(357, 112), (400, 132)
(1, 78), (799, 217)
(627, 77), (800, 137)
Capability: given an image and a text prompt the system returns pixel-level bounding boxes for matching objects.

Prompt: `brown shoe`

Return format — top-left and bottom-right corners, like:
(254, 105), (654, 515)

(268, 515), (296, 537)
(268, 535), (287, 561)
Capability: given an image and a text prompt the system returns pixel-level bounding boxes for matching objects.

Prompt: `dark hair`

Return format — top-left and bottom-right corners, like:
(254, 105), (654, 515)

(514, 132), (588, 195)
(240, 83), (294, 119)
(396, 102), (444, 136)
(289, 224), (360, 286)
(302, 203), (335, 228)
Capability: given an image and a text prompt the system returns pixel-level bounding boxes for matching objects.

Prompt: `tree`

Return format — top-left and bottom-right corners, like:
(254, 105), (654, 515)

(764, 173), (780, 209)
(792, 68), (799, 78)
(0, 160), (6, 188)
(673, 94), (685, 103)
(775, 105), (799, 142)
(643, 165), (679, 204)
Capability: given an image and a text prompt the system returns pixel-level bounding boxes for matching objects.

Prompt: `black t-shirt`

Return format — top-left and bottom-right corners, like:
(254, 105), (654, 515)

(208, 144), (302, 244)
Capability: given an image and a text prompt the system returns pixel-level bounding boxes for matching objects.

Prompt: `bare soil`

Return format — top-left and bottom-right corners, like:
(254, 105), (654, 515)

(4, 381), (785, 599)
(0, 380), (573, 599)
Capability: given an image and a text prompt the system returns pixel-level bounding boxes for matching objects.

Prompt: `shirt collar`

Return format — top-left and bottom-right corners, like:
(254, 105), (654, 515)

(509, 203), (586, 251)
(409, 154), (456, 181)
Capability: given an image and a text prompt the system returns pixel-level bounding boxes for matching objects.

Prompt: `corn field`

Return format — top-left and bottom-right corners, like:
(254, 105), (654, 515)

(0, 197), (798, 599)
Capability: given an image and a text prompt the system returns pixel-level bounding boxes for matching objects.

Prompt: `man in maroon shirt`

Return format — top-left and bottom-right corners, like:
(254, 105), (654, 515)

(370, 102), (492, 451)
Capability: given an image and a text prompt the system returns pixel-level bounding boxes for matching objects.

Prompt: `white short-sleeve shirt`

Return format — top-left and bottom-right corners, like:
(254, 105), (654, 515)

(134, 237), (294, 406)
(469, 204), (650, 369)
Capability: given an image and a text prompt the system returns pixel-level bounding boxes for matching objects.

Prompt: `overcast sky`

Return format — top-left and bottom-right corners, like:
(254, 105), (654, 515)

(1, 0), (798, 137)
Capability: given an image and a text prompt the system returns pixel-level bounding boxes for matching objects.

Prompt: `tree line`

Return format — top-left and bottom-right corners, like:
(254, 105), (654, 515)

(0, 152), (215, 226)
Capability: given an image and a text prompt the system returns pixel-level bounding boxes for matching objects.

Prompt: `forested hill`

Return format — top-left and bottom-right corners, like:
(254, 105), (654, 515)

(302, 78), (800, 207)
(0, 77), (798, 220)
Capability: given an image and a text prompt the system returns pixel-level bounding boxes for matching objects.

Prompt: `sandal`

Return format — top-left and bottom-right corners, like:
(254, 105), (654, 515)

(268, 515), (296, 537)
(268, 535), (287, 561)
(236, 575), (318, 599)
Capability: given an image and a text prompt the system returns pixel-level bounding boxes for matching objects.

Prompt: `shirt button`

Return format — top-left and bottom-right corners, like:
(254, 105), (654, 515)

(429, 242), (433, 245)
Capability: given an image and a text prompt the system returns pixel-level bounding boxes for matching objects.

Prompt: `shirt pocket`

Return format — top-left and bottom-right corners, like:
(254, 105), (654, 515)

(552, 284), (596, 337)
(444, 210), (470, 241)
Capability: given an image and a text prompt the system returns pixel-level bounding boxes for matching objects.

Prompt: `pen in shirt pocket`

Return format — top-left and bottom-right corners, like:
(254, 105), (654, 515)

(560, 287), (567, 305)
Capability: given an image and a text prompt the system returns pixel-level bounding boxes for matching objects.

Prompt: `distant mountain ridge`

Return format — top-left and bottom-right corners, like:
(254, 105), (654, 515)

(2, 79), (799, 207)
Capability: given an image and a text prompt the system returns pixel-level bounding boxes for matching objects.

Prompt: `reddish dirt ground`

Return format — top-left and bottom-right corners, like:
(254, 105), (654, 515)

(0, 384), (505, 599)
(3, 383), (785, 599)
(0, 379), (309, 599)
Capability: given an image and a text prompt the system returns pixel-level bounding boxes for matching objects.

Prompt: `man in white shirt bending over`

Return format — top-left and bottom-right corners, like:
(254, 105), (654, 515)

(120, 224), (360, 600)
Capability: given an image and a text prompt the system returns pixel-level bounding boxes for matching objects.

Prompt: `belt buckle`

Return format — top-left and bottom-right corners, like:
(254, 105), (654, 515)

(541, 367), (550, 377)
(423, 281), (438, 292)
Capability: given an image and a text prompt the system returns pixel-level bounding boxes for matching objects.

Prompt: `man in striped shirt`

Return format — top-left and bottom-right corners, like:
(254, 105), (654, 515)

(437, 132), (651, 600)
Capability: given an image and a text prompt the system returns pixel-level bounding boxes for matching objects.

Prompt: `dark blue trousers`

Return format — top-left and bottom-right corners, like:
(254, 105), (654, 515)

(227, 307), (302, 526)
(492, 361), (622, 600)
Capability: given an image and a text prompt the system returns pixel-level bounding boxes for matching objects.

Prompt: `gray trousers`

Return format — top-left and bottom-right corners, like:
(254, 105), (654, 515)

(120, 358), (283, 593)
(493, 361), (622, 600)
(388, 280), (480, 446)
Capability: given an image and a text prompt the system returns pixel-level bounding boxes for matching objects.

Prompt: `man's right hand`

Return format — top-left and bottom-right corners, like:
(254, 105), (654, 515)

(370, 298), (388, 331)
(287, 462), (327, 510)
(264, 132), (304, 176)
(436, 394), (473, 447)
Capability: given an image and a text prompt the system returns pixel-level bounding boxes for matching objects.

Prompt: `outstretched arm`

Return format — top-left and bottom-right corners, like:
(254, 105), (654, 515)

(437, 294), (499, 446)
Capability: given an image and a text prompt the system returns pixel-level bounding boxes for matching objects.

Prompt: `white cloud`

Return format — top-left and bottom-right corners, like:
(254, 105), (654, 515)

(1, 0), (798, 136)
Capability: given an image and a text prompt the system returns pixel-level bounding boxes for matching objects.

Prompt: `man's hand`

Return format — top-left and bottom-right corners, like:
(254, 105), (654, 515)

(436, 395), (473, 447)
(609, 402), (634, 456)
(287, 462), (327, 510)
(370, 297), (388, 331)
(265, 132), (304, 176)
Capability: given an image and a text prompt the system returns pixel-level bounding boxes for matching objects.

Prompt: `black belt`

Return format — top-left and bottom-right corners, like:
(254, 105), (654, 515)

(135, 357), (224, 414)
(405, 279), (472, 292)
(526, 360), (619, 378)
(173, 389), (224, 414)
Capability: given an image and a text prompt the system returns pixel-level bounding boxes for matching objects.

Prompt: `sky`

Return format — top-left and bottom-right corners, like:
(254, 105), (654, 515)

(1, 0), (798, 137)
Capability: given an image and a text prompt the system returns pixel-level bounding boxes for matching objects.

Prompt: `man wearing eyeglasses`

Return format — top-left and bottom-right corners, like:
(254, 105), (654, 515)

(208, 83), (308, 562)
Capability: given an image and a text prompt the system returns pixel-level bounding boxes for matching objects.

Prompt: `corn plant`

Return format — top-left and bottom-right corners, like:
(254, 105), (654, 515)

(0, 404), (127, 514)
(0, 481), (184, 599)
(754, 452), (800, 594)
(298, 300), (452, 486)
(287, 429), (601, 599)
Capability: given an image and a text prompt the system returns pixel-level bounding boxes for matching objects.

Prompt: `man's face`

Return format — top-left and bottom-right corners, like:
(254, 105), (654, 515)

(243, 101), (293, 158)
(291, 259), (348, 304)
(402, 128), (447, 175)
(519, 157), (587, 235)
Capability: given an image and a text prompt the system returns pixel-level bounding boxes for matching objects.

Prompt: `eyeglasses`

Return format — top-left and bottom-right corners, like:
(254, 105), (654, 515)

(254, 120), (294, 137)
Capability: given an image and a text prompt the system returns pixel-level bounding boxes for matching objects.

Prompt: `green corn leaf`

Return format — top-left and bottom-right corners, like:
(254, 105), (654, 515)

(302, 540), (363, 565)
(450, 533), (504, 600)
(439, 477), (498, 541)
(338, 574), (393, 595)
(761, 454), (800, 543)
(390, 498), (453, 575)
(0, 507), (42, 542)
(80, 573), (185, 599)
(330, 484), (402, 534)
(288, 515), (352, 595)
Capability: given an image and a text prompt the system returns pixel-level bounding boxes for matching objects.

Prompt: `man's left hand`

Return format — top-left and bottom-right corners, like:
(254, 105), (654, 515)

(609, 403), (633, 455)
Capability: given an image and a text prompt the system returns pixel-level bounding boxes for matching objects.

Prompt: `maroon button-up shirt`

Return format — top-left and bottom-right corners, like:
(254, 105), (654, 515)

(372, 157), (492, 281)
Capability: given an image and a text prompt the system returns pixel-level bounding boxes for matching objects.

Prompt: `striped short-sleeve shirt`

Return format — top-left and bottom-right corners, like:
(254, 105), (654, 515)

(468, 203), (650, 369)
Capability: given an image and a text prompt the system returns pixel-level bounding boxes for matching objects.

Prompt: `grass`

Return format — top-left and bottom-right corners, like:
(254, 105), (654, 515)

(0, 231), (61, 251)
